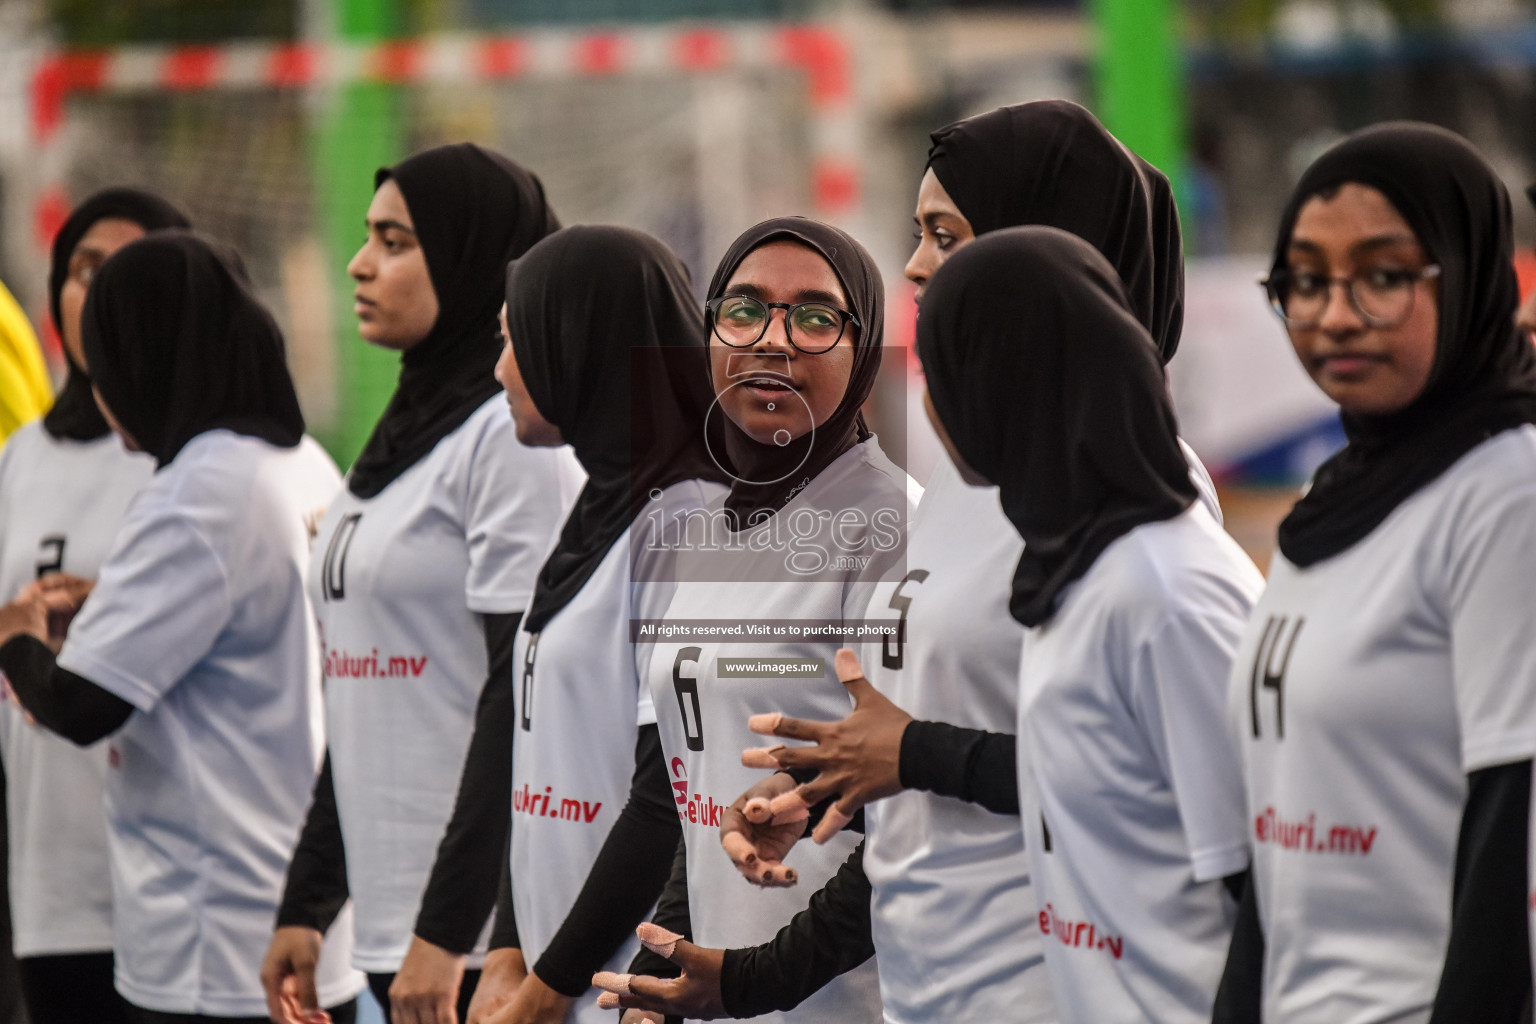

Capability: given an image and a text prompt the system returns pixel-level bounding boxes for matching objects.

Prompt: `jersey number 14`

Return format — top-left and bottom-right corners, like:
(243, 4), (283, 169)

(1249, 615), (1303, 740)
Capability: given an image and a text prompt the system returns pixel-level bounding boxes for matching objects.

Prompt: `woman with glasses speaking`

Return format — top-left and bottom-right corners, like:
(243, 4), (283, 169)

(1215, 123), (1536, 1023)
(606, 218), (915, 1024)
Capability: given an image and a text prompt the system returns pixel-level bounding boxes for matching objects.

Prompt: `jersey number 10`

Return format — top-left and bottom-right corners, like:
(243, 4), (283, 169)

(521, 633), (540, 732)
(320, 513), (362, 602)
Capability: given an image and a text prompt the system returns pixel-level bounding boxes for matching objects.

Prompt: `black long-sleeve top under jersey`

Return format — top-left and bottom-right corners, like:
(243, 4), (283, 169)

(1215, 760), (1535, 1024)
(277, 612), (521, 944)
(487, 723), (680, 996)
(0, 635), (133, 745)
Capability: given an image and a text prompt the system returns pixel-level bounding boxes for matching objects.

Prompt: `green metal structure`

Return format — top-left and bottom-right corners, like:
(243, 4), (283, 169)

(314, 0), (406, 466)
(1089, 0), (1186, 205)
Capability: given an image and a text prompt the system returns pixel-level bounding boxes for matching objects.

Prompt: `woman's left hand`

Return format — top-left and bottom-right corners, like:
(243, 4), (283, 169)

(744, 649), (913, 843)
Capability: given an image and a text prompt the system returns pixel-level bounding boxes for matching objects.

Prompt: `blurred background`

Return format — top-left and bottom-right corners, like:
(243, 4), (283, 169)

(3, 0), (1536, 578)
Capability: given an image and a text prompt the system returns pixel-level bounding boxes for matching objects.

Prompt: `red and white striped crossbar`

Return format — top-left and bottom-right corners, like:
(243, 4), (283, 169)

(29, 23), (861, 249)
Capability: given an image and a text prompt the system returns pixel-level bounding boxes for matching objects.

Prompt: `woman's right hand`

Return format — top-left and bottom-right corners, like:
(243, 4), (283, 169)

(466, 948), (528, 1024)
(719, 771), (806, 887)
(19, 573), (94, 650)
(261, 925), (330, 1024)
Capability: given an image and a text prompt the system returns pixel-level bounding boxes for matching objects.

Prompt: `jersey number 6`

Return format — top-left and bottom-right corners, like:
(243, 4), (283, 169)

(672, 647), (704, 751)
(883, 569), (929, 670)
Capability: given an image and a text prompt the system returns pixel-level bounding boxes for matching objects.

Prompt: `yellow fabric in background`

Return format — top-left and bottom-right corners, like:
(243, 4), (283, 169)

(0, 279), (52, 443)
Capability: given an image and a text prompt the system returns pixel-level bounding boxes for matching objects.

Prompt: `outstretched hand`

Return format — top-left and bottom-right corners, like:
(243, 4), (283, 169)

(592, 924), (727, 1020)
(741, 648), (911, 844)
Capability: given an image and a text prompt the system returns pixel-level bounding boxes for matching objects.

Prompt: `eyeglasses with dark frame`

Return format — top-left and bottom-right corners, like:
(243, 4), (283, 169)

(1260, 264), (1441, 330)
(706, 295), (860, 355)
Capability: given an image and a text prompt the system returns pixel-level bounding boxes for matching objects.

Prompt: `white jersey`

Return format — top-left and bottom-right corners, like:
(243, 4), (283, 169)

(648, 438), (916, 1024)
(859, 444), (1218, 1024)
(0, 422), (151, 957)
(56, 431), (361, 1016)
(510, 479), (725, 1023)
(859, 457), (1055, 1024)
(1017, 503), (1260, 1024)
(1235, 425), (1536, 1024)
(313, 396), (579, 972)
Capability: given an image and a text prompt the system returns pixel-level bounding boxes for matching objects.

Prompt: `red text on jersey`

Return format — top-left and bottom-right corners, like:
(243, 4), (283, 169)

(1254, 805), (1378, 855)
(1039, 903), (1124, 960)
(513, 782), (602, 824)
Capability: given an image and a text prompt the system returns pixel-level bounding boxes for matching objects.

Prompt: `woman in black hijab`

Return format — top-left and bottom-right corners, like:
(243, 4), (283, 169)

(1217, 123), (1536, 1024)
(601, 218), (911, 1024)
(46, 188), (191, 440)
(702, 217), (890, 528)
(82, 233), (305, 463)
(918, 99), (1184, 359)
(922, 226), (1259, 1022)
(0, 230), (359, 1023)
(0, 188), (184, 1024)
(454, 225), (730, 1024)
(265, 144), (574, 1024)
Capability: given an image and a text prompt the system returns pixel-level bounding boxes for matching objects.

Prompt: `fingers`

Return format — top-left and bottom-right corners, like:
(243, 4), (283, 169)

(754, 861), (799, 887)
(792, 773), (840, 810)
(636, 922), (683, 960)
(721, 830), (760, 869)
(835, 647), (879, 702)
(743, 795), (774, 823)
(723, 833), (797, 886)
(264, 971), (291, 1024)
(812, 799), (856, 845)
(288, 955), (320, 1016)
(277, 975), (331, 1024)
(767, 788), (811, 821)
(595, 972), (668, 1013)
(747, 713), (827, 742)
(833, 648), (864, 683)
(593, 971), (633, 993)
(740, 746), (785, 769)
(622, 971), (689, 1012)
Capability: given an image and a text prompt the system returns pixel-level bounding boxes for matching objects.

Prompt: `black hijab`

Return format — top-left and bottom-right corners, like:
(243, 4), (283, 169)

(704, 217), (885, 527)
(509, 226), (730, 634)
(927, 99), (1185, 363)
(918, 227), (1197, 627)
(1272, 123), (1536, 567)
(81, 231), (305, 467)
(347, 143), (560, 498)
(45, 188), (191, 442)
